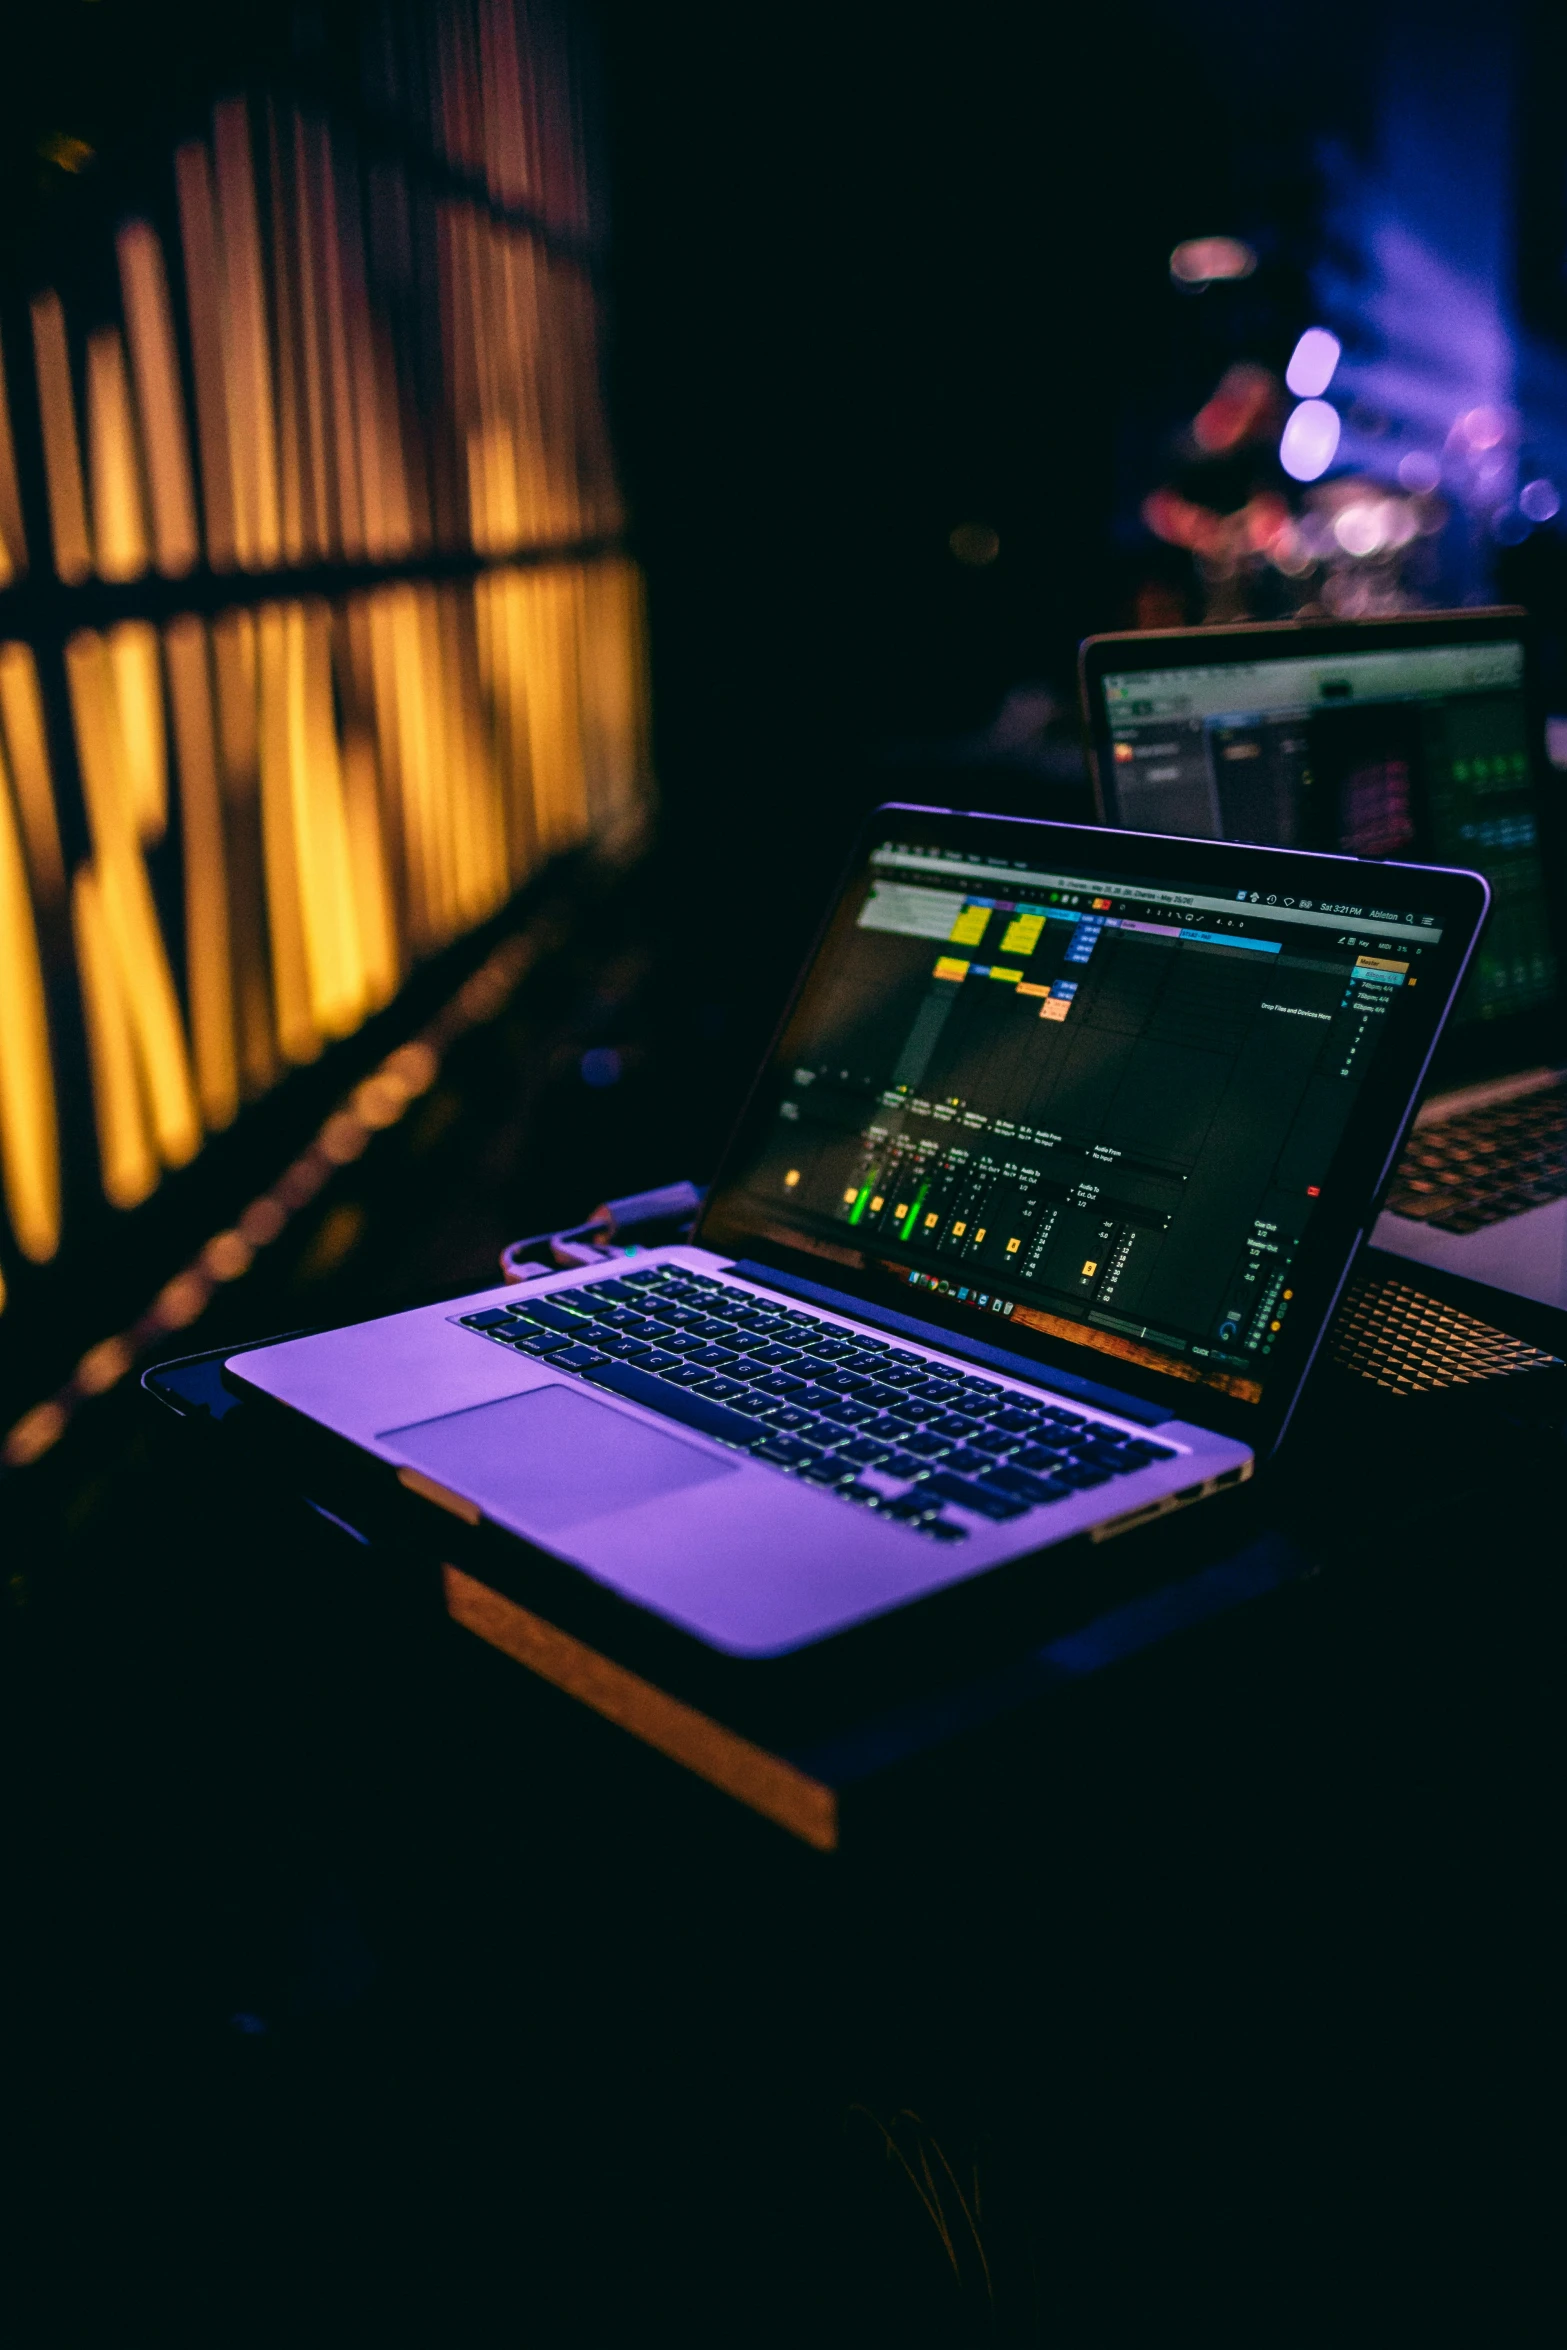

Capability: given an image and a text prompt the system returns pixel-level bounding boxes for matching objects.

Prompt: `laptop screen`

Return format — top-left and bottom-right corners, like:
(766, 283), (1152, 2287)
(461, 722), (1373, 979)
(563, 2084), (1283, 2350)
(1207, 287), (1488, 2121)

(1094, 631), (1553, 1036)
(700, 816), (1475, 1417)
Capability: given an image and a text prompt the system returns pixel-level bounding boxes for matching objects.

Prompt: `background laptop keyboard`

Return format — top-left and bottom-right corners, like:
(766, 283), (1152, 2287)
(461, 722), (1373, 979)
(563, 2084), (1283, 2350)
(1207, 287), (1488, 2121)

(455, 1266), (1177, 1543)
(1385, 1080), (1567, 1234)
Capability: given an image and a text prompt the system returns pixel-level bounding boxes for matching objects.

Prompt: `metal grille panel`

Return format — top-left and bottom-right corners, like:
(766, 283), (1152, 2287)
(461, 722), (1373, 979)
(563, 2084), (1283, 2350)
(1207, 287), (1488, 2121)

(1330, 1273), (1563, 1395)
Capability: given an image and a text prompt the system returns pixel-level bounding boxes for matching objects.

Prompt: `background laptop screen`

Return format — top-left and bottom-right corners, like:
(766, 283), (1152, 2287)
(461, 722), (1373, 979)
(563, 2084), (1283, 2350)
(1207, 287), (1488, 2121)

(704, 835), (1454, 1406)
(1099, 637), (1552, 1032)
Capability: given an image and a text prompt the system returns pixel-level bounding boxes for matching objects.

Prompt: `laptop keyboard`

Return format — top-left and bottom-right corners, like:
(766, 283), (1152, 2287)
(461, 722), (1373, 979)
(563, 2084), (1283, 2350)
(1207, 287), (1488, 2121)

(1385, 1080), (1567, 1234)
(456, 1265), (1177, 1543)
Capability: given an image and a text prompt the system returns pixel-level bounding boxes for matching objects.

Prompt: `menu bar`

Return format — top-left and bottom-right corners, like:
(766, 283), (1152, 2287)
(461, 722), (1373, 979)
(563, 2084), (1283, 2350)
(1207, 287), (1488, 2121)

(871, 846), (1445, 939)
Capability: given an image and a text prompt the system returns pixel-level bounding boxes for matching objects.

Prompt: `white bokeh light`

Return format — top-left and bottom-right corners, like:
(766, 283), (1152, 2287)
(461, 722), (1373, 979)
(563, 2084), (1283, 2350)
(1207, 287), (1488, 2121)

(1279, 399), (1341, 482)
(1285, 328), (1341, 398)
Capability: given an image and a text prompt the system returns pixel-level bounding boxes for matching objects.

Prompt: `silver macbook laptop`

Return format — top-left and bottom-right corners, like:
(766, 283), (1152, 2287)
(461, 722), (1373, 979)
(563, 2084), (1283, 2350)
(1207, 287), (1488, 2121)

(1080, 610), (1567, 1310)
(226, 808), (1486, 1663)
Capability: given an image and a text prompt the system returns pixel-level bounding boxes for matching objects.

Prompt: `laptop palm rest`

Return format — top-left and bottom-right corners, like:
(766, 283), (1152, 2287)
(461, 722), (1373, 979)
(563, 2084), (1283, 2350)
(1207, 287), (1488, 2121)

(1372, 1194), (1567, 1309)
(381, 1383), (740, 1534)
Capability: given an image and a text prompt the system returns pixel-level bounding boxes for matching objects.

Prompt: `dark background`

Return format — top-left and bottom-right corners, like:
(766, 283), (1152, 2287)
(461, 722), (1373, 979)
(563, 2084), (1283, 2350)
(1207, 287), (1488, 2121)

(602, 0), (1326, 1035)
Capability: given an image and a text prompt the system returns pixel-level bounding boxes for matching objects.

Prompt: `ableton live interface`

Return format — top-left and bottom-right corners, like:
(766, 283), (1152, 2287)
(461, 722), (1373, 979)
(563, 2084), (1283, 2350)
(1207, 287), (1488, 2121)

(732, 843), (1449, 1403)
(1102, 638), (1555, 1028)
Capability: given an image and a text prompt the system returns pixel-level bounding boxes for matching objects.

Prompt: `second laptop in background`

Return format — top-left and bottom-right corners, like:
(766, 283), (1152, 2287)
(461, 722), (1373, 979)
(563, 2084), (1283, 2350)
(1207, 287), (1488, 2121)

(1080, 609), (1567, 1310)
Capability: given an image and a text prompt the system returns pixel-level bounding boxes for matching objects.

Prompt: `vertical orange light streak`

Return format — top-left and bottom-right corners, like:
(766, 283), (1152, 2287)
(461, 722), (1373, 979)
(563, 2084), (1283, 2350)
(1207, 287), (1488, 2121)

(296, 599), (367, 1034)
(0, 645), (66, 911)
(30, 292), (93, 586)
(66, 630), (202, 1176)
(516, 566), (588, 856)
(72, 863), (158, 1210)
(116, 220), (200, 577)
(342, 595), (407, 953)
(310, 121), (365, 559)
(106, 621), (167, 843)
(341, 723), (398, 1010)
(211, 609), (279, 1095)
(438, 587), (480, 926)
(580, 561), (647, 843)
(405, 587), (454, 943)
(0, 329), (28, 586)
(331, 160), (393, 562)
(86, 327), (151, 583)
(480, 0), (530, 208)
(165, 616), (239, 1130)
(176, 140), (238, 569)
(534, 245), (573, 542)
(256, 604), (321, 1063)
(492, 568), (539, 884)
(0, 731), (60, 1261)
(267, 106), (308, 569)
(450, 583), (507, 922)
(289, 111), (335, 559)
(213, 98), (283, 571)
(367, 585), (432, 948)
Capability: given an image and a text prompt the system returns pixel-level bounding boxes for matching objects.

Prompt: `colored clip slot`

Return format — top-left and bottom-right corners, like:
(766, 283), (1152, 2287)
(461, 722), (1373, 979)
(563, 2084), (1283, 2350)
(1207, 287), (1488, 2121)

(988, 966), (1024, 983)
(948, 903), (990, 946)
(1040, 997), (1070, 1021)
(932, 955), (970, 982)
(1015, 981), (1051, 998)
(1000, 914), (1044, 956)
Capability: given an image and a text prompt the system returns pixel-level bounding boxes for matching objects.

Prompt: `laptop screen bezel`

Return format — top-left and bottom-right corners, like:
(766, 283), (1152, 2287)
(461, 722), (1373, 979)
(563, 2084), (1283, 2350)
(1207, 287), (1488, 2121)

(695, 804), (1490, 1454)
(1077, 608), (1565, 1094)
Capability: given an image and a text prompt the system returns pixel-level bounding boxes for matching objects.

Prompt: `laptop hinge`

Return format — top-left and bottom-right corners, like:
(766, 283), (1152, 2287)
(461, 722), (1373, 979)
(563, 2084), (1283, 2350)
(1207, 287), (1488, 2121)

(729, 1259), (1175, 1427)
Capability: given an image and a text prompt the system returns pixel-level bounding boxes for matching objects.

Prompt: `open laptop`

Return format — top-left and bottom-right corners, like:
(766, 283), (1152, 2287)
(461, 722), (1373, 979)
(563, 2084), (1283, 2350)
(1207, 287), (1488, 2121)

(1080, 611), (1567, 1310)
(226, 808), (1486, 1666)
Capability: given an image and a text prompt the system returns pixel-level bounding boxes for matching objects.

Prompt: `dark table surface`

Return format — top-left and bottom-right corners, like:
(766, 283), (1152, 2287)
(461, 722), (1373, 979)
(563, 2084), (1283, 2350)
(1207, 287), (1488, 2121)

(5, 1307), (1563, 2348)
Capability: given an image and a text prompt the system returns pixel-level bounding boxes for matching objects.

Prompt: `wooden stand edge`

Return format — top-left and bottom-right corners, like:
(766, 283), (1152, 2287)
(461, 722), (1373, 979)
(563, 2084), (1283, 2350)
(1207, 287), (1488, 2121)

(443, 1564), (841, 1851)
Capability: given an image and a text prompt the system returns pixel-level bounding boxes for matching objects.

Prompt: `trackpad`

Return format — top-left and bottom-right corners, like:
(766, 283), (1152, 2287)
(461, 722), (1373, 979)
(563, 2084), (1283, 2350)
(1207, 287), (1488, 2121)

(381, 1381), (740, 1533)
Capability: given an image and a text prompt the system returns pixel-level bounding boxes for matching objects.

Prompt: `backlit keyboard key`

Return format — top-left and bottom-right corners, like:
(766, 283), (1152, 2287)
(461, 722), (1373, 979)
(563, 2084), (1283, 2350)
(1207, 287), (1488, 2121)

(756, 1436), (820, 1468)
(759, 1402), (815, 1430)
(521, 1299), (595, 1335)
(984, 1463), (1070, 1505)
(1013, 1442), (1070, 1473)
(818, 1396), (876, 1428)
(920, 1470), (1029, 1521)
